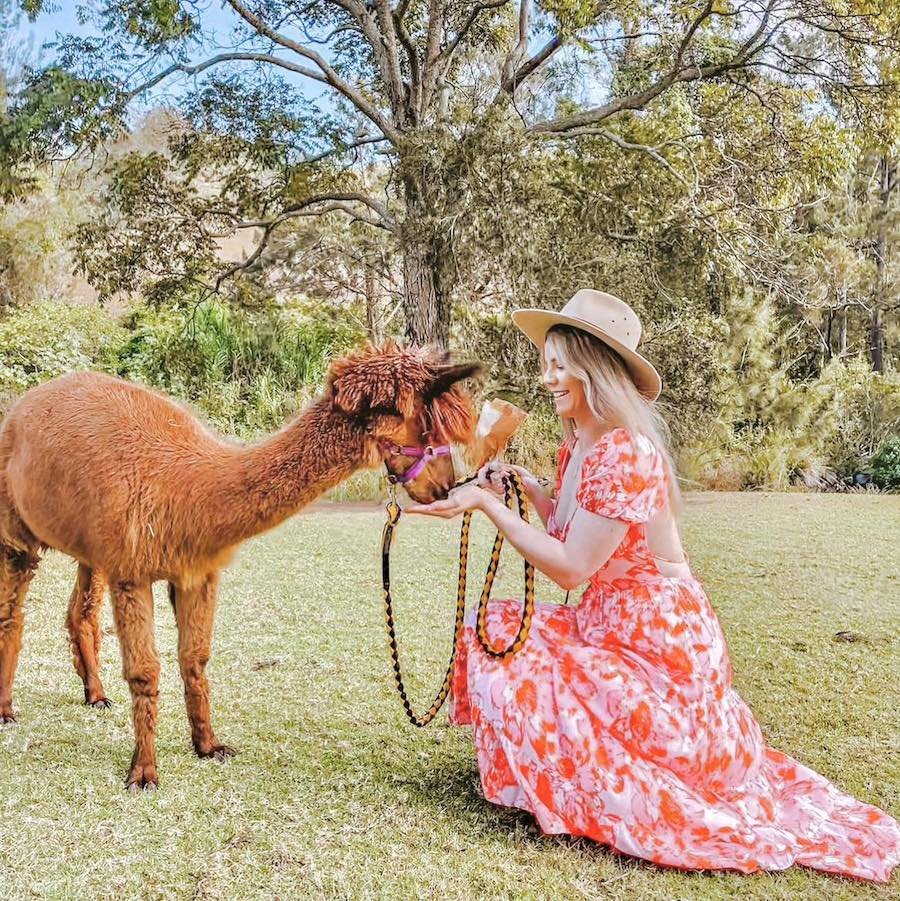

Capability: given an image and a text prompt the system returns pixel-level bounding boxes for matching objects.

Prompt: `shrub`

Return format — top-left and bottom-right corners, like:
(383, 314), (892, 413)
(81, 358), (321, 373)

(869, 438), (900, 490)
(112, 299), (364, 436)
(0, 301), (124, 411)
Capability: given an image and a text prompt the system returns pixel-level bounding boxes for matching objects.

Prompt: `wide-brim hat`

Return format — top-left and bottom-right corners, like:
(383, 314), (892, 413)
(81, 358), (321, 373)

(512, 289), (662, 401)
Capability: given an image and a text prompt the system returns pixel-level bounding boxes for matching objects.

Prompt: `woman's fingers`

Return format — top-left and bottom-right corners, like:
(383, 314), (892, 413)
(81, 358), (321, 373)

(405, 499), (462, 517)
(477, 462), (505, 495)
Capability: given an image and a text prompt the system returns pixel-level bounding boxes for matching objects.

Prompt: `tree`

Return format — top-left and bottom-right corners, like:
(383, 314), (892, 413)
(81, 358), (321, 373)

(17, 0), (900, 346)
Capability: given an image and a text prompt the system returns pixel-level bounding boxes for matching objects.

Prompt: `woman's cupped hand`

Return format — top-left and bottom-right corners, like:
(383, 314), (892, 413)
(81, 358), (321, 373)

(404, 462), (536, 518)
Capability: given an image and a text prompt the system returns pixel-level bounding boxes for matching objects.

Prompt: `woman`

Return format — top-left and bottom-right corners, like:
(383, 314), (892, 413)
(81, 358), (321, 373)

(406, 289), (899, 882)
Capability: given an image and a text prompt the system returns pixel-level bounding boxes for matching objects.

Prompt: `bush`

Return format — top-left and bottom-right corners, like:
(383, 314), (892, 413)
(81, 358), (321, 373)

(112, 299), (365, 436)
(869, 438), (900, 490)
(0, 301), (124, 411)
(814, 358), (900, 477)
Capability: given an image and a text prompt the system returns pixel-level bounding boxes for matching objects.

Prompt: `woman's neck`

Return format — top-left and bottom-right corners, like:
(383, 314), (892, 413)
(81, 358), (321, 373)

(571, 410), (611, 449)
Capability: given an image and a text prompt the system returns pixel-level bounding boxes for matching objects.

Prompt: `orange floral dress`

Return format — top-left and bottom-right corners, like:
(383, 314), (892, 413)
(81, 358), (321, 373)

(448, 427), (900, 882)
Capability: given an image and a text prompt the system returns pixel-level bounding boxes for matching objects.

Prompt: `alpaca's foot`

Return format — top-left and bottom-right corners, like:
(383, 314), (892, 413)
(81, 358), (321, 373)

(196, 742), (237, 762)
(125, 762), (158, 793)
(83, 686), (112, 709)
(86, 697), (112, 710)
(0, 706), (16, 724)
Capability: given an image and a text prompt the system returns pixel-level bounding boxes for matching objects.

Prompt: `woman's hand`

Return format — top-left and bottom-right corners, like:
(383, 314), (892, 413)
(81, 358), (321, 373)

(477, 461), (536, 497)
(405, 483), (492, 519)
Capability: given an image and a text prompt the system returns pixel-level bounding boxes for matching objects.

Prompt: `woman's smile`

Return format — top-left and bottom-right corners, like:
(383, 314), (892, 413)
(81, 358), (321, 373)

(543, 352), (582, 413)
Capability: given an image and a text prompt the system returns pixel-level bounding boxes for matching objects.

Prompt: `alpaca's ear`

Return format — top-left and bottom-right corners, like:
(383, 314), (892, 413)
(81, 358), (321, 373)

(426, 361), (484, 399)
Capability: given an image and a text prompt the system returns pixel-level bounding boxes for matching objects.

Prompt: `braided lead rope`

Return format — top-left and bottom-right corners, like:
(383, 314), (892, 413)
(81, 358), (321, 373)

(473, 473), (536, 659)
(381, 473), (535, 727)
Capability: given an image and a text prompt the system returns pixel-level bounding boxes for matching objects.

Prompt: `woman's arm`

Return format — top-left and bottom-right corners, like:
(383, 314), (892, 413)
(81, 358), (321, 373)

(407, 485), (628, 591)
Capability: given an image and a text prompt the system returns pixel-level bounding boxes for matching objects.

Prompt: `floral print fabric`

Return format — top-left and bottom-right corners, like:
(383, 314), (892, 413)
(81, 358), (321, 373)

(448, 427), (900, 882)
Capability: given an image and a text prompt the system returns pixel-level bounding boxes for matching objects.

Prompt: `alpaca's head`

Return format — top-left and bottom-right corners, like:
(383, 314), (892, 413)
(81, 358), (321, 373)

(326, 342), (482, 502)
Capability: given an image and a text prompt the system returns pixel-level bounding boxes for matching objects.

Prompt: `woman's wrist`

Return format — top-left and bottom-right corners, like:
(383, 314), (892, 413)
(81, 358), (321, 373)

(481, 492), (507, 519)
(523, 475), (550, 503)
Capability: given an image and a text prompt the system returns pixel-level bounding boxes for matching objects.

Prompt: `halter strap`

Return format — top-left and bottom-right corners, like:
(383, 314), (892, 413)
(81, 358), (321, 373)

(379, 441), (453, 484)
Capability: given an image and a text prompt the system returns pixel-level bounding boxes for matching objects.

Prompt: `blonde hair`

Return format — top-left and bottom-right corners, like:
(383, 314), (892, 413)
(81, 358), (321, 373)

(543, 325), (683, 518)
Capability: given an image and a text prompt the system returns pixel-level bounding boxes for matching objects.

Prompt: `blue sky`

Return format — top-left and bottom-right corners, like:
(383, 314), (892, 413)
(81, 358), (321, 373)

(11, 2), (607, 113)
(13, 1), (324, 105)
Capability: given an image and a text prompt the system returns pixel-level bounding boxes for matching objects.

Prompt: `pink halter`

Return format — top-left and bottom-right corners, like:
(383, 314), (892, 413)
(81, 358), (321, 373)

(379, 440), (453, 485)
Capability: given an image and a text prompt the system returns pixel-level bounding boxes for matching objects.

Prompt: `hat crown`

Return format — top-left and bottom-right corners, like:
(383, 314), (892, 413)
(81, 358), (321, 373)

(560, 289), (642, 351)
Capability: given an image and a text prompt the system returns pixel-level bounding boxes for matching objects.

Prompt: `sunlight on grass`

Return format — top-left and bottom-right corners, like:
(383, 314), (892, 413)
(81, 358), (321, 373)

(0, 493), (897, 899)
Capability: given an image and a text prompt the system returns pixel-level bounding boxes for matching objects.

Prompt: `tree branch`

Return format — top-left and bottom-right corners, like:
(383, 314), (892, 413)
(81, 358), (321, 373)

(300, 133), (388, 165)
(373, 0), (409, 121)
(443, 1), (508, 67)
(501, 0), (530, 88)
(212, 193), (397, 290)
(392, 3), (422, 120)
(326, 0), (408, 120)
(530, 0), (777, 133)
(123, 52), (330, 101)
(225, 0), (400, 143)
(549, 126), (690, 186)
(501, 33), (563, 93)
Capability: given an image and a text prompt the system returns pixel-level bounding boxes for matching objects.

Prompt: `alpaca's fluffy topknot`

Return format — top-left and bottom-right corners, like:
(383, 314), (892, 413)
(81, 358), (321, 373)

(325, 343), (481, 442)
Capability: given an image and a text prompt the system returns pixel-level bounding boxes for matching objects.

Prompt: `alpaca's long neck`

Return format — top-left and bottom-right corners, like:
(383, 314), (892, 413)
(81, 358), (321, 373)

(211, 400), (372, 547)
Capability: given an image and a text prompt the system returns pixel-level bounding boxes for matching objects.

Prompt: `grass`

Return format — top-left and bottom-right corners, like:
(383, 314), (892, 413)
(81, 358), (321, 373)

(0, 492), (898, 900)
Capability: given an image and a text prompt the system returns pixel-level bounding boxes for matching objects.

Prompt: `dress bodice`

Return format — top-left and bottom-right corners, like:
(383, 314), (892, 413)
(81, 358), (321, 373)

(548, 429), (693, 613)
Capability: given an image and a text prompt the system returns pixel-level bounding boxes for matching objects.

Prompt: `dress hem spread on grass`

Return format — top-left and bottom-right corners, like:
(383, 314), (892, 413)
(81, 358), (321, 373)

(448, 428), (900, 883)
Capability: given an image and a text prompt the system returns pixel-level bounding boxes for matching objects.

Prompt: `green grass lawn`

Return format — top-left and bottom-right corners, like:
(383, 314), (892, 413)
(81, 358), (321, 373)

(0, 493), (898, 900)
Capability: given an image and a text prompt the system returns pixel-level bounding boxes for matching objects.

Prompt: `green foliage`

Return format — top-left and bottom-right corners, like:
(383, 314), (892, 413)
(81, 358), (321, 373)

(111, 300), (364, 435)
(0, 301), (124, 406)
(814, 357), (900, 476)
(869, 437), (900, 489)
(677, 293), (900, 490)
(0, 297), (366, 436)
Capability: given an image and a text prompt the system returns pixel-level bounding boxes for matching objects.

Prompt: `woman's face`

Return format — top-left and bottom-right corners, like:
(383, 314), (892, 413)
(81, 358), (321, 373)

(541, 340), (588, 419)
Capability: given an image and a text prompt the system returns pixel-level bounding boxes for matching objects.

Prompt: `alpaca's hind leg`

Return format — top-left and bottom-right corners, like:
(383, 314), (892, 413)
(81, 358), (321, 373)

(172, 573), (234, 760)
(65, 565), (110, 708)
(0, 545), (39, 723)
(110, 581), (160, 791)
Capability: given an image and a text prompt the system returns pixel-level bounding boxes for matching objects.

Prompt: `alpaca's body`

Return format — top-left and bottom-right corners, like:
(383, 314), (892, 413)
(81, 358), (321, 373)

(0, 371), (367, 584)
(0, 348), (478, 789)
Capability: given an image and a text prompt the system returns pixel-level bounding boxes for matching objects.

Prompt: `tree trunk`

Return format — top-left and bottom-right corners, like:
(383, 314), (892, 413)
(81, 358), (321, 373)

(402, 241), (450, 348)
(363, 263), (383, 344)
(838, 308), (848, 357)
(870, 153), (894, 373)
(400, 175), (452, 349)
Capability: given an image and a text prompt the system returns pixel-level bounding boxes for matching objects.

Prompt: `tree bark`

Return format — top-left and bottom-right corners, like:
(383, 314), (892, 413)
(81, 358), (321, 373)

(402, 241), (450, 347)
(363, 263), (383, 344)
(870, 153), (894, 373)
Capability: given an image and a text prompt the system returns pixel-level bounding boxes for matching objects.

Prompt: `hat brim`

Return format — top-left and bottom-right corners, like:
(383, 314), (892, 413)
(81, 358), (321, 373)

(511, 309), (662, 401)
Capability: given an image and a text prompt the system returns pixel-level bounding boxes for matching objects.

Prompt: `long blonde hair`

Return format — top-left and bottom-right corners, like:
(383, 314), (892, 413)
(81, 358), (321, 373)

(543, 325), (683, 518)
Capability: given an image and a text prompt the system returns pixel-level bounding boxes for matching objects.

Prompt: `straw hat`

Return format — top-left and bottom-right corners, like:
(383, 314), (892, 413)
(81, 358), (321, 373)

(512, 289), (662, 401)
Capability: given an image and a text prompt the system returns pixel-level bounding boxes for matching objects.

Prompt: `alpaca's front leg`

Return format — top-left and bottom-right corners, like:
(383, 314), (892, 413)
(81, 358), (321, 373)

(172, 573), (234, 761)
(111, 581), (160, 791)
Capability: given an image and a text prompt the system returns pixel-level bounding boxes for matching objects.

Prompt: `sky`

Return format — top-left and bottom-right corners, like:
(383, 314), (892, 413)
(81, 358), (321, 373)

(10, 1), (325, 106)
(7, 1), (608, 114)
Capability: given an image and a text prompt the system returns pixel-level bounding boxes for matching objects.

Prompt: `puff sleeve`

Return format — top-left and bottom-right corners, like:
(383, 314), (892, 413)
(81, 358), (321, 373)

(575, 428), (666, 524)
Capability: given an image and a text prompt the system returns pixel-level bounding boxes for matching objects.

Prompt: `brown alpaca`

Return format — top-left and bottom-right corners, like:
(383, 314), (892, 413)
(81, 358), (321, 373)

(0, 343), (480, 790)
